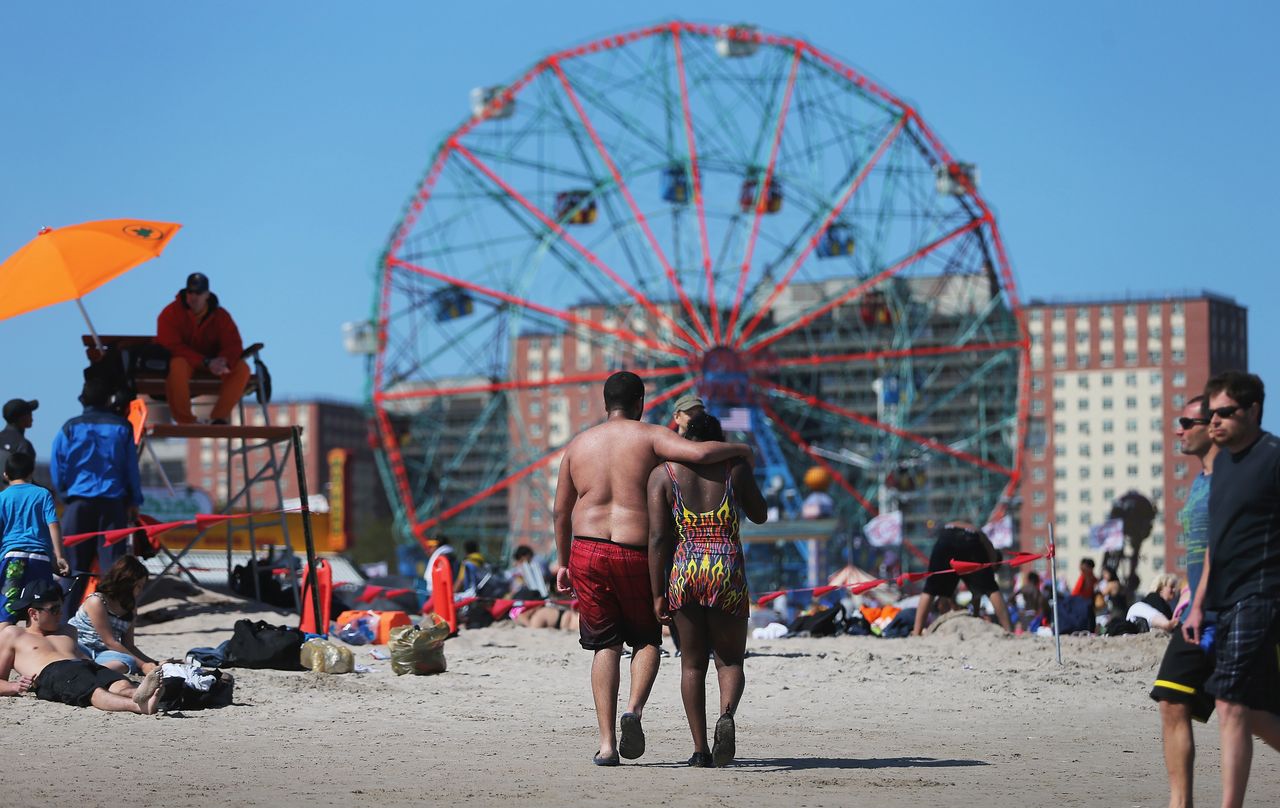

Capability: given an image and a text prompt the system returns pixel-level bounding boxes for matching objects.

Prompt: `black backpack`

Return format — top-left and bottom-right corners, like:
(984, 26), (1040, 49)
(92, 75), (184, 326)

(156, 670), (235, 712)
(225, 619), (304, 670)
(788, 604), (846, 637)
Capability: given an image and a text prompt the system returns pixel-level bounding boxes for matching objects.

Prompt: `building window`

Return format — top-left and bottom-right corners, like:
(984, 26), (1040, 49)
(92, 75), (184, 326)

(1080, 513), (1092, 525)
(1104, 488), (1115, 501)
(1172, 324), (1186, 337)
(1079, 444), (1091, 457)
(1080, 490), (1092, 502)
(529, 401), (541, 416)
(1055, 468), (1067, 480)
(1127, 465), (1139, 477)
(1054, 356), (1067, 369)
(1149, 371), (1162, 385)
(1032, 377), (1045, 391)
(1100, 352), (1114, 365)
(1149, 350), (1162, 362)
(1033, 446), (1046, 459)
(1126, 396), (1138, 408)
(1080, 466), (1091, 480)
(1032, 467), (1046, 482)
(1173, 371), (1186, 387)
(1126, 442), (1139, 455)
(1172, 350), (1185, 364)
(1102, 374), (1114, 387)
(1151, 440), (1163, 453)
(1034, 491), (1047, 505)
(1077, 376), (1089, 389)
(1079, 421), (1091, 434)
(1152, 464), (1163, 476)
(1102, 397), (1114, 410)
(1174, 462), (1188, 479)
(1173, 393), (1185, 408)
(1104, 466), (1115, 478)
(1149, 417), (1161, 430)
(1055, 423), (1067, 435)
(1124, 351), (1138, 364)
(1055, 446), (1066, 457)
(1175, 485), (1189, 500)
(1150, 395), (1162, 409)
(1103, 420), (1115, 433)
(1125, 373), (1138, 385)
(1032, 400), (1045, 415)
(1033, 514), (1046, 527)
(1078, 398), (1089, 411)
(1103, 443), (1115, 456)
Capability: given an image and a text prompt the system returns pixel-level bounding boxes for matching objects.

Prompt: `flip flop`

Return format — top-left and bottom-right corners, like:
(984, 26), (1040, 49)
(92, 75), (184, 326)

(618, 712), (645, 759)
(712, 712), (736, 768)
(592, 751), (620, 767)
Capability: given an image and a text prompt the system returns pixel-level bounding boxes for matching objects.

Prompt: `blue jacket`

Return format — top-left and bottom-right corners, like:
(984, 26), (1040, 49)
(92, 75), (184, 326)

(50, 407), (143, 506)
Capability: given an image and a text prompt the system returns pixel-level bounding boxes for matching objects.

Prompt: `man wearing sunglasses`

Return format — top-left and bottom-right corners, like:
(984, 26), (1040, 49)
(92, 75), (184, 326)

(1151, 396), (1218, 808)
(1182, 371), (1280, 808)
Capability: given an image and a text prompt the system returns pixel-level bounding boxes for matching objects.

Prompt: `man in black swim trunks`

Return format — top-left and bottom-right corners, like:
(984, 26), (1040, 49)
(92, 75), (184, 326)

(0, 579), (163, 714)
(911, 522), (1013, 636)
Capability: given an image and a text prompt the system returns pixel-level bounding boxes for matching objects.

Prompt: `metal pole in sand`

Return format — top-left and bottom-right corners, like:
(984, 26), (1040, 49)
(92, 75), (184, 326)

(1046, 524), (1063, 665)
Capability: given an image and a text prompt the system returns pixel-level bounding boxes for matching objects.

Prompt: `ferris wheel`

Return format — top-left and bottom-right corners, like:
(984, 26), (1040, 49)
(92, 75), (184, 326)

(368, 21), (1028, 560)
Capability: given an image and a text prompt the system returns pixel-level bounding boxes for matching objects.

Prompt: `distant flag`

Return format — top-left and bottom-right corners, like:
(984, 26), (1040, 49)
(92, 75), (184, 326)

(864, 510), (903, 548)
(982, 514), (1014, 549)
(718, 407), (752, 432)
(1088, 518), (1125, 551)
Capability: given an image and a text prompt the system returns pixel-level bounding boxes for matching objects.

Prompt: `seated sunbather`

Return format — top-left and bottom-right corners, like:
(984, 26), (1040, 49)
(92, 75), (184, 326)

(515, 604), (580, 632)
(0, 579), (163, 714)
(68, 556), (159, 674)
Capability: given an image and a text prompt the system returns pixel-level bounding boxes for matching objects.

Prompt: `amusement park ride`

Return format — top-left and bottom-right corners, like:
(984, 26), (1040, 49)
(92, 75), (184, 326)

(357, 21), (1029, 590)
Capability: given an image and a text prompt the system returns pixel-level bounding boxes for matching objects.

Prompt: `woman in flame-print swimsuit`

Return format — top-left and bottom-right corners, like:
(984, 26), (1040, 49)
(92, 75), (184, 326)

(647, 412), (767, 769)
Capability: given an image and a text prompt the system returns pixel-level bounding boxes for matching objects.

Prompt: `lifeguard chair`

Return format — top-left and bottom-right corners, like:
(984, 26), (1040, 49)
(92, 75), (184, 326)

(80, 335), (322, 626)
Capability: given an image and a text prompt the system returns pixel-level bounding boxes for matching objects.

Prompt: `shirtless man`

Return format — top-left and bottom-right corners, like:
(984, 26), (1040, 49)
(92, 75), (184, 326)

(555, 371), (751, 766)
(0, 579), (163, 714)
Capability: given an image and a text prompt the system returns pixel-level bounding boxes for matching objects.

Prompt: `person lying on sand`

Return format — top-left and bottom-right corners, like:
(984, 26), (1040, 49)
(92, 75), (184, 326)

(0, 579), (163, 714)
(514, 604), (581, 632)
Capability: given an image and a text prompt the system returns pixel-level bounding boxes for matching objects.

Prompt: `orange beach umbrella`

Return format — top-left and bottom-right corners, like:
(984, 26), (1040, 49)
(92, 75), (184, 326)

(0, 218), (182, 345)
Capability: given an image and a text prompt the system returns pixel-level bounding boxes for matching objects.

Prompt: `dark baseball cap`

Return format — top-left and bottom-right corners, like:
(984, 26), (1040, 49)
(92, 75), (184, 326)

(9, 578), (63, 616)
(2, 398), (38, 422)
(185, 272), (210, 293)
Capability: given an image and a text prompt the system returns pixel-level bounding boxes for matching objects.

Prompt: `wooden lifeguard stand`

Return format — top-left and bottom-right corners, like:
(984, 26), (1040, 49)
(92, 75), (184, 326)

(83, 335), (323, 632)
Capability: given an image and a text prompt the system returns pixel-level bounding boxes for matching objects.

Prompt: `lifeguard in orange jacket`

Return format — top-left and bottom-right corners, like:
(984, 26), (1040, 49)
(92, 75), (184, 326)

(156, 272), (250, 425)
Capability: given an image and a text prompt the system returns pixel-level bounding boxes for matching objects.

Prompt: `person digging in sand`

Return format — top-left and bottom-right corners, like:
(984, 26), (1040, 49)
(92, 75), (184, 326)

(0, 579), (163, 714)
(648, 411), (767, 767)
(554, 371), (752, 766)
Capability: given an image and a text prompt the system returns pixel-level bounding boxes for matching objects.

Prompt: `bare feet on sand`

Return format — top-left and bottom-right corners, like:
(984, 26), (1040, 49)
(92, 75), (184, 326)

(133, 669), (165, 715)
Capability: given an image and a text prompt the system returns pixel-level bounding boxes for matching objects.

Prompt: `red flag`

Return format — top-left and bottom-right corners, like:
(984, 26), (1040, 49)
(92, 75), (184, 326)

(1006, 551), (1044, 567)
(756, 590), (785, 606)
(811, 585), (839, 598)
(848, 579), (885, 595)
(950, 559), (991, 576)
(896, 571), (932, 587)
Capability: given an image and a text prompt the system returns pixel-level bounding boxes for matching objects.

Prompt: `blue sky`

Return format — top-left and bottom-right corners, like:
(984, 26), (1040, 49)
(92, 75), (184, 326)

(3, 1), (1277, 454)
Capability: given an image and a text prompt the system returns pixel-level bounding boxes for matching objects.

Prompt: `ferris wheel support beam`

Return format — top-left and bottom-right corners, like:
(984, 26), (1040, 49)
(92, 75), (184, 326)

(746, 339), (1024, 372)
(451, 142), (702, 351)
(742, 216), (986, 355)
(377, 364), (691, 403)
(672, 28), (719, 344)
(550, 60), (713, 348)
(386, 256), (691, 361)
(733, 114), (908, 351)
(759, 380), (1014, 477)
(724, 45), (803, 344)
(409, 374), (698, 541)
(757, 401), (876, 516)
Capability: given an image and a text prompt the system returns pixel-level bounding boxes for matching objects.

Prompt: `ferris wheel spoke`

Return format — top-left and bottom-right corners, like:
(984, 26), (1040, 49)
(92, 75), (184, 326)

(550, 60), (712, 348)
(451, 142), (702, 351)
(756, 400), (877, 515)
(377, 364), (691, 404)
(731, 114), (908, 350)
(760, 380), (1014, 477)
(741, 216), (986, 355)
(386, 256), (691, 360)
(746, 339), (1024, 372)
(673, 28), (719, 344)
(415, 447), (564, 538)
(724, 47), (803, 343)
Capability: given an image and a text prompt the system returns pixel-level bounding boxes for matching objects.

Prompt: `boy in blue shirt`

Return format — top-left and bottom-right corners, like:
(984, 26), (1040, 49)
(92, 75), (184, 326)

(0, 451), (69, 623)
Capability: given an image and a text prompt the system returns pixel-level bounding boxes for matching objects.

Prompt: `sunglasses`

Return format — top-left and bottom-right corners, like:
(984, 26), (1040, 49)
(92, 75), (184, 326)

(1176, 416), (1210, 430)
(1207, 404), (1249, 420)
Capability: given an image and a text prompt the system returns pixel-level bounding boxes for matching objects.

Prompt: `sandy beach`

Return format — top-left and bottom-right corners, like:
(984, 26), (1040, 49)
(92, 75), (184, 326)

(6, 586), (1278, 808)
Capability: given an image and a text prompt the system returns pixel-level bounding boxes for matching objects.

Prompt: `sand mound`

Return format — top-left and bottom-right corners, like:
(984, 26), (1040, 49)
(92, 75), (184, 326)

(924, 610), (1007, 640)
